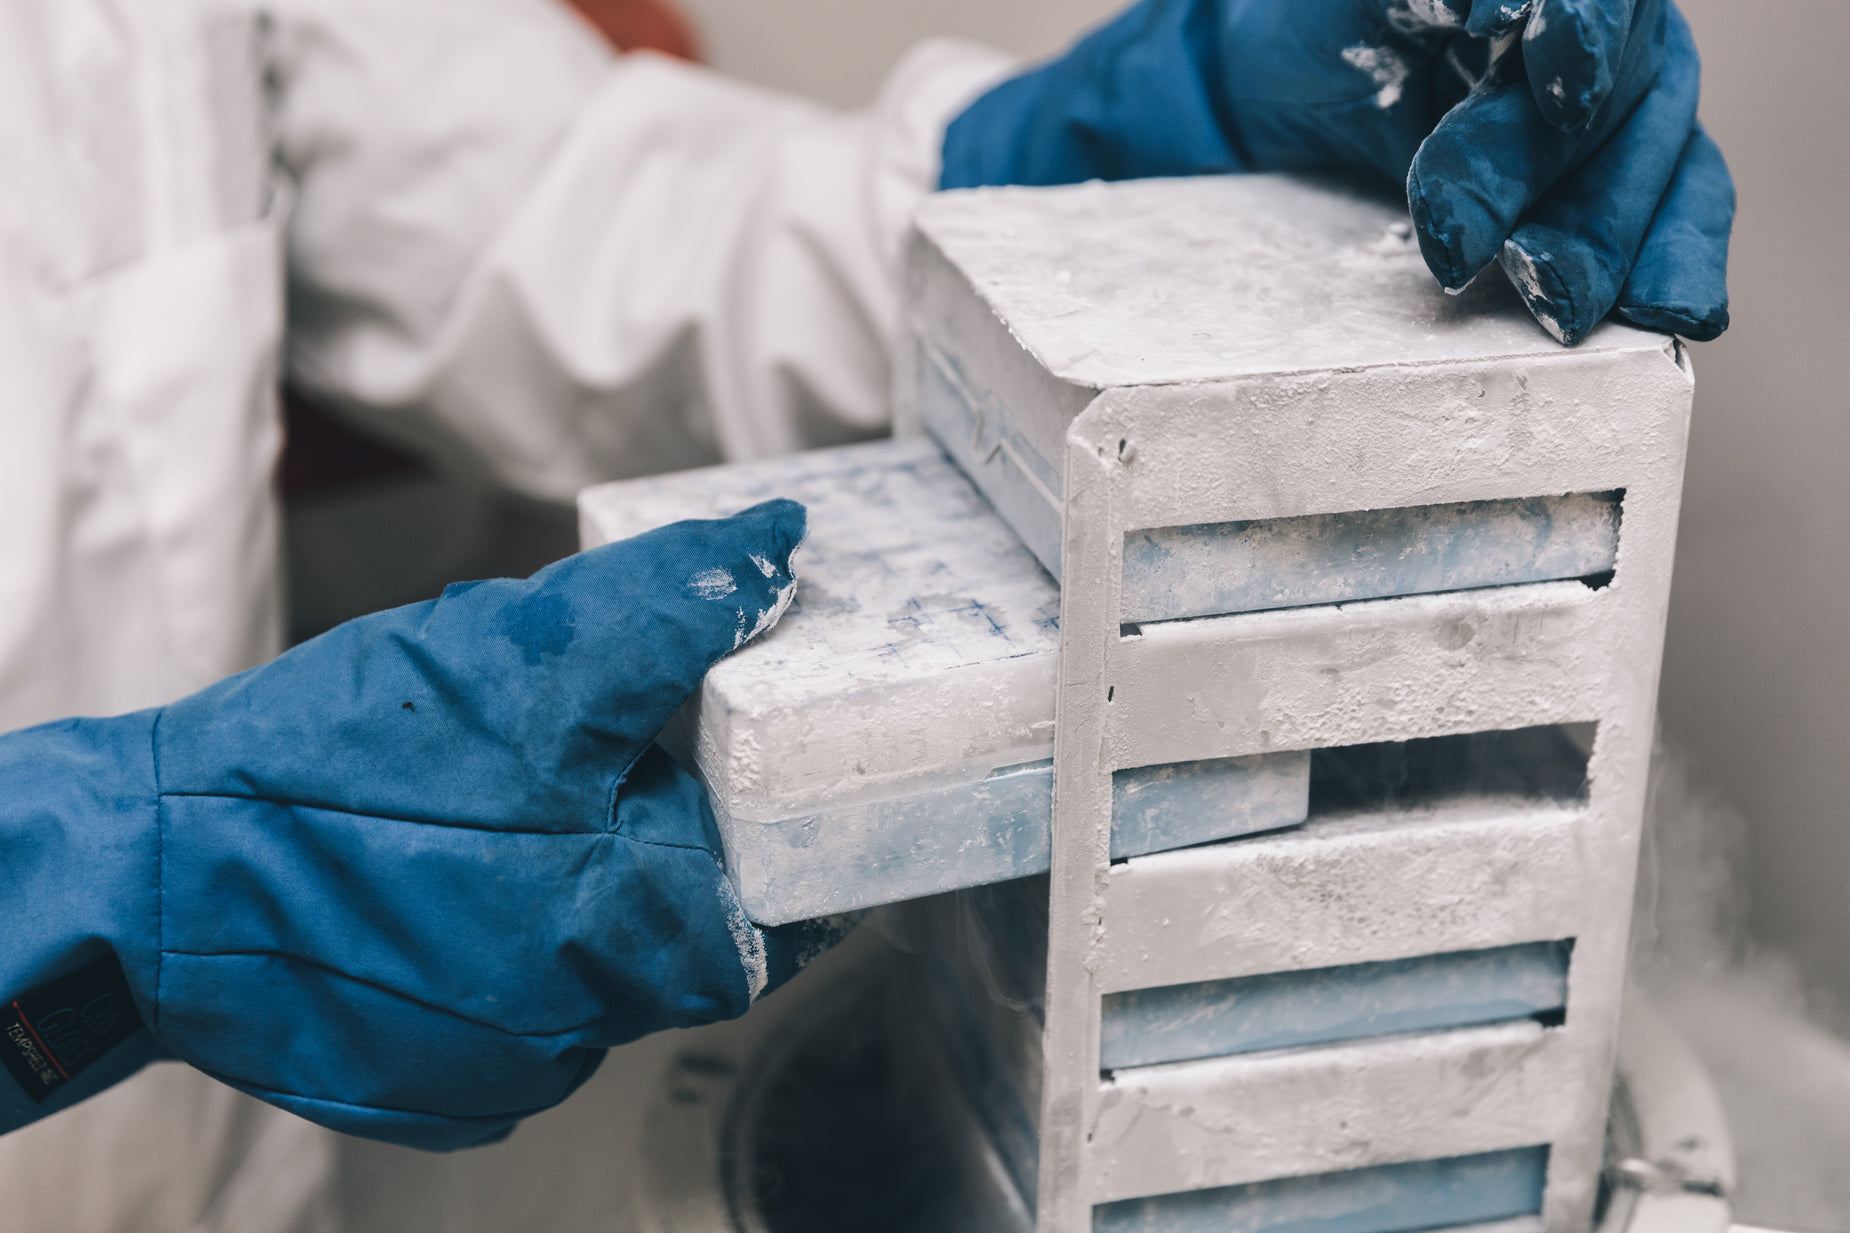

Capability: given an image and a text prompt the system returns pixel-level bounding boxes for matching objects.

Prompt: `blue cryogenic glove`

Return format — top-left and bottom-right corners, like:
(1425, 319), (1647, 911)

(941, 0), (1733, 344)
(0, 500), (837, 1149)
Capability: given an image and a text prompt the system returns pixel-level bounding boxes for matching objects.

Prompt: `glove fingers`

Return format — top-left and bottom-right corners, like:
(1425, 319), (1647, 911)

(448, 494), (806, 812)
(1495, 1), (1698, 342)
(609, 745), (772, 1016)
(1406, 0), (1663, 290)
(1521, 0), (1638, 130)
(1614, 124), (1734, 341)
(1407, 69), (1565, 289)
(609, 747), (861, 1017)
(159, 498), (807, 833)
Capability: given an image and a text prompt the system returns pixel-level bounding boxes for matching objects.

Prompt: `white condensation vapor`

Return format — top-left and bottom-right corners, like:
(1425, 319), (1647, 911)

(1341, 44), (1411, 109)
(1524, 0), (1547, 39)
(1632, 743), (1850, 1225)
(688, 567), (737, 600)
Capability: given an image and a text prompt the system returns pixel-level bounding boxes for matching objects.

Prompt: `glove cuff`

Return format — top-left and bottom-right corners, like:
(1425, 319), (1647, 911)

(0, 711), (168, 1133)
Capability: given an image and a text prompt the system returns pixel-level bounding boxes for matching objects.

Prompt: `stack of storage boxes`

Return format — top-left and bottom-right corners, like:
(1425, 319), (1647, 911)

(579, 173), (1693, 1233)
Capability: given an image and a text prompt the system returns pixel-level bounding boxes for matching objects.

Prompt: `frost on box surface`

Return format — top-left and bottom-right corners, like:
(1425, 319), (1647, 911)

(910, 173), (1666, 394)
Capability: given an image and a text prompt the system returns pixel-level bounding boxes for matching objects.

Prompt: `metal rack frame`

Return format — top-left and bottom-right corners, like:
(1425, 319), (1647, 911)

(1033, 344), (1694, 1231)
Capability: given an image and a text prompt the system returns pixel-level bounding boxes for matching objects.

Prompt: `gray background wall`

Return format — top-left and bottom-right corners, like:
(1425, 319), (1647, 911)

(679, 0), (1850, 1001)
(1656, 0), (1850, 1004)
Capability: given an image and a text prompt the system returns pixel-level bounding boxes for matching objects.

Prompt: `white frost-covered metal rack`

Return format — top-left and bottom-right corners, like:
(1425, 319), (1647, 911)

(580, 173), (1696, 1233)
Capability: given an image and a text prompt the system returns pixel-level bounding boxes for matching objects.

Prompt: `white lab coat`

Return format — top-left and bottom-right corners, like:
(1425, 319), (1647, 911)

(0, 0), (1009, 1226)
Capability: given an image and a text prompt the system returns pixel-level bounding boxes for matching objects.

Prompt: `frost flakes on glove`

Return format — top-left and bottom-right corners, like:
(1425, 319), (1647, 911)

(688, 568), (738, 600)
(717, 875), (770, 1002)
(735, 579), (797, 650)
(1343, 45), (1412, 109)
(687, 535), (801, 650)
(1390, 0), (1464, 30)
(1499, 240), (1569, 342)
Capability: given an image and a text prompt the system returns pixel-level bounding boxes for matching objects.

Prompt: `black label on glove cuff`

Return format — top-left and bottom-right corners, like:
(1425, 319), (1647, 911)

(1, 956), (143, 1103)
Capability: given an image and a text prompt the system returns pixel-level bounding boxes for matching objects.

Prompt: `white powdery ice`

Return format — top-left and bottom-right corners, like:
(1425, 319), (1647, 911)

(1342, 44), (1411, 109)
(735, 579), (797, 650)
(718, 874), (770, 1003)
(1500, 239), (1568, 343)
(688, 567), (736, 600)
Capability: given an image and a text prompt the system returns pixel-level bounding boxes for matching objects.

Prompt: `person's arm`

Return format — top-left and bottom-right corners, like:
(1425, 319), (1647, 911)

(267, 0), (1012, 501)
(0, 501), (832, 1146)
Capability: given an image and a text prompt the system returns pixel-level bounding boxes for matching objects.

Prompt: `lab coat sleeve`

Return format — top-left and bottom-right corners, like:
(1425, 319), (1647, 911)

(269, 0), (1016, 500)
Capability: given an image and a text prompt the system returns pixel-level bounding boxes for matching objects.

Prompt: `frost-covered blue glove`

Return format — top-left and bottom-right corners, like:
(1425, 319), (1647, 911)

(942, 0), (1732, 344)
(0, 499), (836, 1149)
